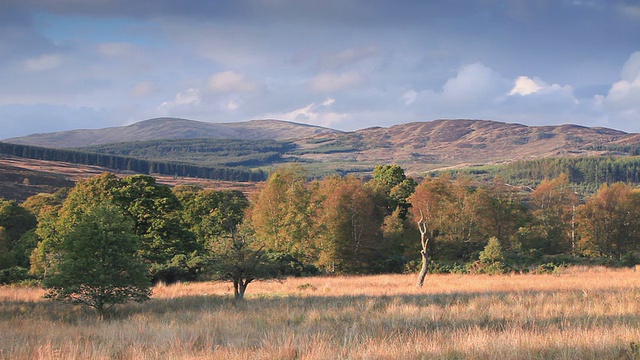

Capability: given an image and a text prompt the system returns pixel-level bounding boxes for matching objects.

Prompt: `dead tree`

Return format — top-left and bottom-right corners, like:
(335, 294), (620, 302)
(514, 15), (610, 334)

(416, 210), (430, 287)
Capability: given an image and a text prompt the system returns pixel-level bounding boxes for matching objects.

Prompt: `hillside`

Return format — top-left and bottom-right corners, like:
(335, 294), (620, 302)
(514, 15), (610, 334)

(293, 120), (636, 173)
(0, 155), (260, 202)
(2, 117), (640, 182)
(2, 118), (341, 148)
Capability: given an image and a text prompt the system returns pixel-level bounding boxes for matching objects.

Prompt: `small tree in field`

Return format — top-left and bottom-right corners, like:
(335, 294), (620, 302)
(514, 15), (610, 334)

(43, 204), (151, 319)
(209, 230), (278, 301)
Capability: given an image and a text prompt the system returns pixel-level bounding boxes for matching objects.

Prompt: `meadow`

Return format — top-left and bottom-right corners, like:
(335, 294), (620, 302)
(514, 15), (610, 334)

(2, 267), (640, 359)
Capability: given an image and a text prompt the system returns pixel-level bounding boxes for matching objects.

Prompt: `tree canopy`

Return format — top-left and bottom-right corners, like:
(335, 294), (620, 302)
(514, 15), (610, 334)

(42, 204), (151, 318)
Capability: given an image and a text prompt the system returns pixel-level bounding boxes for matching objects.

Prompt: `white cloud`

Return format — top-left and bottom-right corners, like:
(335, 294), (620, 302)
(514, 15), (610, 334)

(322, 98), (335, 106)
(24, 54), (63, 72)
(509, 76), (544, 95)
(603, 51), (640, 126)
(441, 63), (512, 103)
(308, 71), (364, 93)
(267, 98), (347, 128)
(506, 76), (578, 106)
(208, 71), (258, 93)
(402, 90), (417, 105)
(158, 88), (200, 113)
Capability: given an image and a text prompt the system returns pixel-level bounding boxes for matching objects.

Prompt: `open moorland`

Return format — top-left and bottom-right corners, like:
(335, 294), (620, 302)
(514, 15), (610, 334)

(2, 267), (640, 360)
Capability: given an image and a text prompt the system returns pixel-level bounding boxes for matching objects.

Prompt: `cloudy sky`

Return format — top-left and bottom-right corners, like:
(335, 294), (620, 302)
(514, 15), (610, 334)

(1, 0), (640, 139)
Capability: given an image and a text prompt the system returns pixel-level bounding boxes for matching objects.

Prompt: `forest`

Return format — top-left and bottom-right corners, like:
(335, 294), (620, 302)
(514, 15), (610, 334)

(0, 141), (268, 182)
(449, 155), (640, 194)
(2, 163), (640, 302)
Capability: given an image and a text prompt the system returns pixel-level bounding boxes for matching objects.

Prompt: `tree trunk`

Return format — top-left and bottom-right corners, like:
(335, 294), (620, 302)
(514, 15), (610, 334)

(238, 282), (247, 300)
(416, 211), (430, 288)
(233, 279), (241, 300)
(233, 278), (249, 301)
(416, 250), (429, 287)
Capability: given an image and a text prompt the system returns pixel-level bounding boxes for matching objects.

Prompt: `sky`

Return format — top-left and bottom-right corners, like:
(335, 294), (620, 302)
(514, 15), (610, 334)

(1, 0), (640, 140)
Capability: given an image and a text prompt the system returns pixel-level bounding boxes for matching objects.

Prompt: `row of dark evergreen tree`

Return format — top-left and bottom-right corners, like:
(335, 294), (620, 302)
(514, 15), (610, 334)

(0, 142), (267, 181)
(455, 156), (640, 194)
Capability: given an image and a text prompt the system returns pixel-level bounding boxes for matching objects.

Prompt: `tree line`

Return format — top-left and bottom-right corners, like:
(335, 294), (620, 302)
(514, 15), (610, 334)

(1, 164), (639, 316)
(78, 138), (295, 167)
(0, 142), (267, 181)
(456, 156), (640, 194)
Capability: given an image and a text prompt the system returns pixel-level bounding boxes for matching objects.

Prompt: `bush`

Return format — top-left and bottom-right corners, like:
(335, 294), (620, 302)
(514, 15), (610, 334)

(266, 252), (319, 277)
(620, 252), (639, 268)
(466, 260), (509, 275)
(369, 255), (408, 274)
(533, 262), (566, 274)
(0, 266), (32, 285)
(151, 253), (207, 284)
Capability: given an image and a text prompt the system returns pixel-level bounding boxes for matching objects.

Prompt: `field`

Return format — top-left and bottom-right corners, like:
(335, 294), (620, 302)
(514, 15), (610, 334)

(2, 267), (640, 359)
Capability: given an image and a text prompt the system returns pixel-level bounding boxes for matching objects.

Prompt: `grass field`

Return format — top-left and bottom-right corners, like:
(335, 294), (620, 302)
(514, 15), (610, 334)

(2, 267), (640, 359)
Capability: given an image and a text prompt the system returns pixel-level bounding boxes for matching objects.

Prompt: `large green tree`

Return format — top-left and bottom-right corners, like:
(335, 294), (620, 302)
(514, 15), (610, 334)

(0, 198), (37, 270)
(32, 173), (202, 283)
(174, 185), (248, 247)
(43, 204), (151, 319)
(112, 175), (201, 267)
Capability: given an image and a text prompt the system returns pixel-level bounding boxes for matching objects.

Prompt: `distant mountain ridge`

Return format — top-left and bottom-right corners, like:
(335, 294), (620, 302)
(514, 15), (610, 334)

(4, 117), (640, 175)
(3, 118), (342, 148)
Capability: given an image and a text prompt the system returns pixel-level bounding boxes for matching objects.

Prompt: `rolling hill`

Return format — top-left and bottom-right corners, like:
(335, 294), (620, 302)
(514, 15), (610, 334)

(2, 117), (640, 180)
(2, 118), (341, 148)
(292, 119), (638, 173)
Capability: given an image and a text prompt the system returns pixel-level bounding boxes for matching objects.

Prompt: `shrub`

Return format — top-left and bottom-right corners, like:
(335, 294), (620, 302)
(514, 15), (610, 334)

(266, 252), (319, 277)
(0, 266), (32, 284)
(620, 252), (639, 268)
(466, 261), (508, 275)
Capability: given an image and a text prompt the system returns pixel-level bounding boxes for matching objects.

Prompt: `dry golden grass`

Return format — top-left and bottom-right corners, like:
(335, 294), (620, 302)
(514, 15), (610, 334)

(3, 267), (640, 359)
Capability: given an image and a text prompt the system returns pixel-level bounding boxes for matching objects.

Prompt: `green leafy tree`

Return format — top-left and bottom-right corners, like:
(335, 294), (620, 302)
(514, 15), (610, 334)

(112, 175), (201, 266)
(43, 204), (151, 319)
(32, 173), (202, 283)
(174, 185), (249, 246)
(479, 237), (506, 264)
(32, 173), (122, 278)
(86, 174), (202, 283)
(0, 198), (37, 270)
(0, 227), (11, 269)
(369, 164), (417, 219)
(468, 237), (508, 274)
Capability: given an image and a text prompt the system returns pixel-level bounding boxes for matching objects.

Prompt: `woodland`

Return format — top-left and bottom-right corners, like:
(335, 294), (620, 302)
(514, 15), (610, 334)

(1, 163), (640, 316)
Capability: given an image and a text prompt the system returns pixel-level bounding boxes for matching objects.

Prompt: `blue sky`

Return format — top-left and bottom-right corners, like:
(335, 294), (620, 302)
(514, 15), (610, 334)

(1, 0), (640, 139)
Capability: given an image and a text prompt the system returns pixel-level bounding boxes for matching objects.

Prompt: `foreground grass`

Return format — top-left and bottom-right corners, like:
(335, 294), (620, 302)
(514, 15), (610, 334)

(2, 267), (640, 359)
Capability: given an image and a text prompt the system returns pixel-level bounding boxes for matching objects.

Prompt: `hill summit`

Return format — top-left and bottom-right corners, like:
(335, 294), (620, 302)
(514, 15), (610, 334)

(3, 118), (342, 148)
